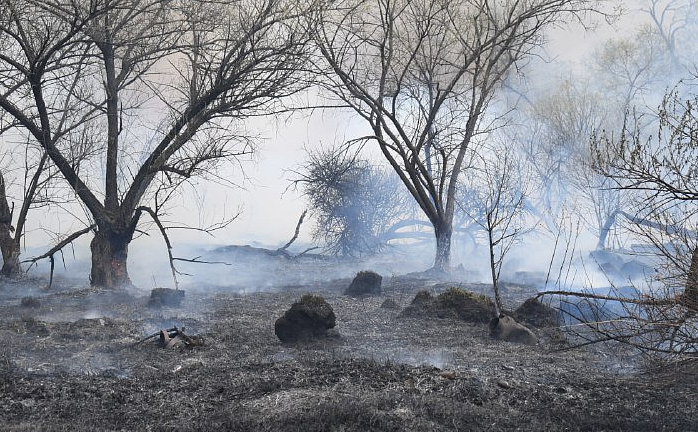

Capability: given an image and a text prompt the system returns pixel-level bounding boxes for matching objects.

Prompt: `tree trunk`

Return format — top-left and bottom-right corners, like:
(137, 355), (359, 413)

(433, 222), (452, 273)
(681, 245), (698, 311)
(90, 227), (131, 288)
(487, 219), (502, 315)
(0, 171), (21, 277)
(0, 234), (20, 277)
(596, 211), (617, 250)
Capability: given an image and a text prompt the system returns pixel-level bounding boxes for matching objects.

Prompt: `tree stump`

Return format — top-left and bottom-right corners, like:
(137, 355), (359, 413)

(489, 315), (537, 345)
(148, 288), (185, 307)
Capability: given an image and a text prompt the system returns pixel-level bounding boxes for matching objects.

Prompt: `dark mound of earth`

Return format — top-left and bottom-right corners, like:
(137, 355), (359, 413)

(401, 288), (495, 323)
(513, 297), (561, 328)
(275, 294), (337, 342)
(344, 270), (382, 296)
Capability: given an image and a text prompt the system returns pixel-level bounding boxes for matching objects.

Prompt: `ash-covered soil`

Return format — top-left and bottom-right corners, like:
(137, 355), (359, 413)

(0, 273), (696, 432)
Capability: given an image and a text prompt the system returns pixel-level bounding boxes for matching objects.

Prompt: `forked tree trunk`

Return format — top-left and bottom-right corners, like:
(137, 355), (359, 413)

(433, 222), (452, 273)
(90, 227), (132, 288)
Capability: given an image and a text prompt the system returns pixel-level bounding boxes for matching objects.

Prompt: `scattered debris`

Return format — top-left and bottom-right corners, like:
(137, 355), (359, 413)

(275, 294), (337, 343)
(400, 287), (495, 323)
(489, 315), (537, 345)
(344, 270), (382, 296)
(20, 296), (40, 308)
(1, 277), (695, 431)
(134, 326), (203, 349)
(380, 298), (400, 310)
(148, 288), (185, 307)
(497, 379), (513, 389)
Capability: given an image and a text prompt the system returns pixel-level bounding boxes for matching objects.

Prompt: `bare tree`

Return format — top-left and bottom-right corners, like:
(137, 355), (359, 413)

(592, 27), (672, 111)
(294, 144), (420, 256)
(0, 149), (48, 277)
(463, 143), (530, 312)
(642, 0), (698, 72)
(0, 133), (85, 279)
(0, 0), (314, 287)
(515, 79), (608, 234)
(589, 87), (698, 354)
(315, 0), (600, 272)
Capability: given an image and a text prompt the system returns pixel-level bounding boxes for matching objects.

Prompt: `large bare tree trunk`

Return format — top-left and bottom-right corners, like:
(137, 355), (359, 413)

(433, 222), (452, 273)
(90, 227), (131, 288)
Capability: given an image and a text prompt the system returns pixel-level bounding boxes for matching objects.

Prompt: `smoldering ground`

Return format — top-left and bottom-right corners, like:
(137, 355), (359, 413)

(0, 2), (697, 430)
(0, 262), (697, 432)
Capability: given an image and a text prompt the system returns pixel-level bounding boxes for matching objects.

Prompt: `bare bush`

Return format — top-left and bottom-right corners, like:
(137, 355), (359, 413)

(294, 144), (417, 256)
(544, 86), (698, 358)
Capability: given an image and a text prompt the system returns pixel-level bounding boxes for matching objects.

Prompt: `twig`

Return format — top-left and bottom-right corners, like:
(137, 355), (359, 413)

(278, 210), (307, 252)
(294, 246), (321, 258)
(23, 225), (95, 264)
(135, 206), (180, 290)
(172, 256), (232, 265)
(536, 289), (676, 306)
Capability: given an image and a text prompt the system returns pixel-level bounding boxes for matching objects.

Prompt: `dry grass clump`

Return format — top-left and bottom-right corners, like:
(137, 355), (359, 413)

(400, 287), (495, 323)
(441, 287), (491, 305)
(299, 294), (327, 305)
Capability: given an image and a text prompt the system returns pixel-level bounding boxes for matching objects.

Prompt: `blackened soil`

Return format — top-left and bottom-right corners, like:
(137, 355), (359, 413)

(0, 275), (696, 431)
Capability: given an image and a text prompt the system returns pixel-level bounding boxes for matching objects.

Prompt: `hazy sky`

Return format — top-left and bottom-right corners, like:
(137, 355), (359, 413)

(4, 0), (690, 265)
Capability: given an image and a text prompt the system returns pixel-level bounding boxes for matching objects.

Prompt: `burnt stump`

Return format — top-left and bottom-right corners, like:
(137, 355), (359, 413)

(380, 298), (400, 310)
(489, 315), (537, 345)
(275, 294), (337, 343)
(148, 288), (185, 307)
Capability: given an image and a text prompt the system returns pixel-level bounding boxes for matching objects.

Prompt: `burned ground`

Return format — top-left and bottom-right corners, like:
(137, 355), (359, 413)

(0, 274), (696, 431)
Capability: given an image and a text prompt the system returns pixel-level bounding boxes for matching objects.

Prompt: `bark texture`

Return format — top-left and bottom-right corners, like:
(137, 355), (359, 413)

(0, 172), (20, 277)
(433, 222), (452, 273)
(90, 228), (131, 288)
